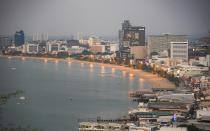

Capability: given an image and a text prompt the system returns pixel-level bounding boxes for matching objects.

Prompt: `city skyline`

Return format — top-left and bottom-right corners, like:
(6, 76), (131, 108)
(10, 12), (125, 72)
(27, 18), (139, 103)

(0, 0), (210, 39)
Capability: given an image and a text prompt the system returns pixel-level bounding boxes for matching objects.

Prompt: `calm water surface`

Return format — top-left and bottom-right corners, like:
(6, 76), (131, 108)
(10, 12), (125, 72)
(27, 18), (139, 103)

(0, 57), (151, 131)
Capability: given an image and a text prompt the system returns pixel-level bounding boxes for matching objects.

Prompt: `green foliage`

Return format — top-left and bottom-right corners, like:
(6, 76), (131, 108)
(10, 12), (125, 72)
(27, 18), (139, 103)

(82, 50), (92, 55)
(57, 52), (69, 58)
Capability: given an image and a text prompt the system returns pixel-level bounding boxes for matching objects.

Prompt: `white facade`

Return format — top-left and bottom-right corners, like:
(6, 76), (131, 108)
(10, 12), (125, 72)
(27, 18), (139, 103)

(22, 43), (38, 54)
(68, 46), (85, 55)
(170, 41), (188, 61)
(109, 44), (119, 53)
(46, 41), (61, 53)
(148, 34), (187, 56)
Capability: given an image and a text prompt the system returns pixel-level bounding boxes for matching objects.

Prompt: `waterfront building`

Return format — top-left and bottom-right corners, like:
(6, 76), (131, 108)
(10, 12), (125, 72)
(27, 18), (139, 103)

(46, 41), (61, 54)
(14, 30), (25, 47)
(38, 42), (47, 54)
(148, 34), (187, 56)
(170, 41), (188, 62)
(90, 45), (105, 54)
(130, 46), (147, 59)
(105, 43), (119, 53)
(68, 46), (85, 55)
(119, 20), (145, 59)
(23, 43), (38, 54)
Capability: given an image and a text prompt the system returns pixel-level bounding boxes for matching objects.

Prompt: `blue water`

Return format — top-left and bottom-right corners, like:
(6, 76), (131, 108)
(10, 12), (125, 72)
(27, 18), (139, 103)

(0, 57), (151, 131)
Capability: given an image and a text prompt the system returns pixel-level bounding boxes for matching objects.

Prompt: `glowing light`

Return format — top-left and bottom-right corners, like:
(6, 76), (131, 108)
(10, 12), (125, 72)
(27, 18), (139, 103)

(90, 55), (94, 59)
(68, 61), (71, 64)
(8, 56), (12, 59)
(22, 57), (25, 61)
(139, 78), (144, 88)
(44, 59), (48, 63)
(90, 64), (94, 68)
(129, 73), (134, 77)
(101, 65), (105, 74)
(112, 68), (115, 73)
(139, 78), (144, 82)
(55, 60), (58, 64)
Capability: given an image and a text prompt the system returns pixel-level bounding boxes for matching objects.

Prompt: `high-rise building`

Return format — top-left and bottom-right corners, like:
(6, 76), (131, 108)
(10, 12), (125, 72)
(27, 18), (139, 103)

(119, 20), (145, 59)
(14, 30), (25, 46)
(147, 34), (187, 56)
(170, 41), (188, 61)
(0, 35), (10, 50)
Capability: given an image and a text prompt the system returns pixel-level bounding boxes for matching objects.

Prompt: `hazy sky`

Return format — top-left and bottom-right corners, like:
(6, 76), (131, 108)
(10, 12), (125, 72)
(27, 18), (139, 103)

(0, 0), (210, 38)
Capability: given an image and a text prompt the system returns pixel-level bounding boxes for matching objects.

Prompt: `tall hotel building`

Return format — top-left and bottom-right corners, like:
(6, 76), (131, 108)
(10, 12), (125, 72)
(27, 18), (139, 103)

(147, 34), (187, 56)
(14, 30), (25, 47)
(119, 20), (145, 59)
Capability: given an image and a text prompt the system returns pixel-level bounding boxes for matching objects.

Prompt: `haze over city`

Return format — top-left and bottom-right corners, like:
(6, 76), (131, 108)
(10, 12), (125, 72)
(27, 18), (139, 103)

(1, 0), (210, 130)
(1, 0), (210, 39)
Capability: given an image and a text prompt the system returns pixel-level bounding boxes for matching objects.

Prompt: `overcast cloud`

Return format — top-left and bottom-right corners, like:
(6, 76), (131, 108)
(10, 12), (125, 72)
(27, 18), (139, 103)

(0, 0), (210, 38)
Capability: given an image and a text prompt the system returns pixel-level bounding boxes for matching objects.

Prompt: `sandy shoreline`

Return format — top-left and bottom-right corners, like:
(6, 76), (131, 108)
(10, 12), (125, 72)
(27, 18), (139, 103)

(0, 55), (175, 90)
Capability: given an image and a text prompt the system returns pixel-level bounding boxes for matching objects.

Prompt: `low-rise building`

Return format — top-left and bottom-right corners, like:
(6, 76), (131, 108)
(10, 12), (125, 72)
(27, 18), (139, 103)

(90, 45), (105, 54)
(130, 46), (147, 59)
(22, 43), (38, 54)
(68, 46), (85, 55)
(170, 41), (188, 62)
(46, 41), (62, 54)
